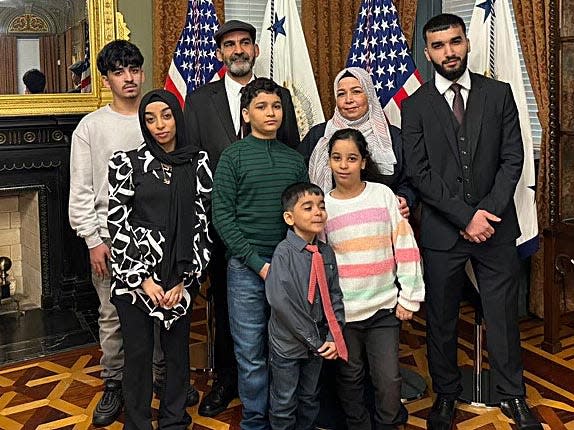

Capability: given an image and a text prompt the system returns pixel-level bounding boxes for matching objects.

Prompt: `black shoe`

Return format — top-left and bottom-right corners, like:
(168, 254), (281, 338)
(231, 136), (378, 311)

(93, 379), (123, 427)
(186, 385), (200, 407)
(198, 381), (238, 417)
(500, 398), (543, 430)
(427, 395), (456, 430)
(153, 381), (199, 407)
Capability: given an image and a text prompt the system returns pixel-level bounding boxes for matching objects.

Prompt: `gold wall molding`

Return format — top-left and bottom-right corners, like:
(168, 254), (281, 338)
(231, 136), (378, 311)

(8, 13), (49, 33)
(0, 0), (129, 116)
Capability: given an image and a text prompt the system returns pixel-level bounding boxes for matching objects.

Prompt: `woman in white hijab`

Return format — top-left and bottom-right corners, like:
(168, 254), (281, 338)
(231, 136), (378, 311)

(300, 67), (415, 217)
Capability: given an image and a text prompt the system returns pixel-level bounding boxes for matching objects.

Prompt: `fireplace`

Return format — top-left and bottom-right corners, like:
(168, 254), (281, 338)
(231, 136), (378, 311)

(0, 115), (96, 311)
(0, 188), (44, 308)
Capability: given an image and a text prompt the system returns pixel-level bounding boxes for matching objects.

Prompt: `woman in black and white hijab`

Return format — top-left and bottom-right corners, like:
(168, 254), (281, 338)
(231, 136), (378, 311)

(108, 89), (212, 429)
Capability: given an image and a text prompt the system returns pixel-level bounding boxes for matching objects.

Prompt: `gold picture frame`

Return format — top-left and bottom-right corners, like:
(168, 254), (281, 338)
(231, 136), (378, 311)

(0, 0), (130, 116)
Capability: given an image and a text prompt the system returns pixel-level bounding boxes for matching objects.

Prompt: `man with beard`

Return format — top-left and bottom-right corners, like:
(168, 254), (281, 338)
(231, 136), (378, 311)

(402, 14), (542, 430)
(184, 20), (300, 419)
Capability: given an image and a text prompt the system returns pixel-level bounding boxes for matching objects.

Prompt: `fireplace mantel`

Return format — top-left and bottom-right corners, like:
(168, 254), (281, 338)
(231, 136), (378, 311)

(0, 115), (96, 310)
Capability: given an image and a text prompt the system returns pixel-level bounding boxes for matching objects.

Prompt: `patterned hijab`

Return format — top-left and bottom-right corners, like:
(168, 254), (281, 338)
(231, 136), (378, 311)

(308, 67), (396, 193)
(139, 89), (200, 290)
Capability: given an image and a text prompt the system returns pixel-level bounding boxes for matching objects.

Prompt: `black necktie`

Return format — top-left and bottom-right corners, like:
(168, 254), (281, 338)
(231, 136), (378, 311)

(237, 87), (249, 140)
(451, 83), (465, 125)
(237, 114), (244, 140)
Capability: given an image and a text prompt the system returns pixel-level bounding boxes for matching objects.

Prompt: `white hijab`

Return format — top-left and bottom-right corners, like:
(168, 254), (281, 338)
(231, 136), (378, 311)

(308, 67), (396, 193)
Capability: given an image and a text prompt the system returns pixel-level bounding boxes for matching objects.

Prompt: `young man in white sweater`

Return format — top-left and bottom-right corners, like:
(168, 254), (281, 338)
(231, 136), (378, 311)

(69, 39), (146, 427)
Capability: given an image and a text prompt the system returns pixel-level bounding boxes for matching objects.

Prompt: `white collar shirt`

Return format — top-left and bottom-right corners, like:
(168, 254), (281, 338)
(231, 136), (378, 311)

(224, 73), (255, 134)
(434, 68), (472, 112)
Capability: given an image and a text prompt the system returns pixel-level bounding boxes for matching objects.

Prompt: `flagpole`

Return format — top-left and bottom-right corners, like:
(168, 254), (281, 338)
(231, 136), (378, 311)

(270, 0), (275, 80)
(488, 0), (496, 78)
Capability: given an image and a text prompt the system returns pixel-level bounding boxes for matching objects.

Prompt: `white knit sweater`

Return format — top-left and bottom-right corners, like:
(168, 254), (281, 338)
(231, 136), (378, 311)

(69, 105), (143, 249)
(325, 182), (425, 322)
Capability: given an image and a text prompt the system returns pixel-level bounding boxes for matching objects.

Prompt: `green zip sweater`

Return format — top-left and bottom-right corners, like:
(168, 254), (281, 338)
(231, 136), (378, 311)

(212, 134), (309, 273)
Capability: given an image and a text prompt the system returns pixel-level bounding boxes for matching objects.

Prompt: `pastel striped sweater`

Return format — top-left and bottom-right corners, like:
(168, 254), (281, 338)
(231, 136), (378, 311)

(324, 182), (425, 322)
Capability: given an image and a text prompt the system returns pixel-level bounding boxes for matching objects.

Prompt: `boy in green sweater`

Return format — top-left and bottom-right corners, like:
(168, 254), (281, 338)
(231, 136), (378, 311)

(212, 78), (308, 429)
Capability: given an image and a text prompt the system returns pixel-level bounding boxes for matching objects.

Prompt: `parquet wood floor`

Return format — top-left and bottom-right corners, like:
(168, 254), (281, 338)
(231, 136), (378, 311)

(1, 303), (572, 429)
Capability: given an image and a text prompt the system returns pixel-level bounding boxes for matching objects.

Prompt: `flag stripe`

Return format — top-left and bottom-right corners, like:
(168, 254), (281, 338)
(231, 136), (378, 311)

(165, 0), (223, 107)
(80, 21), (91, 93)
(346, 0), (422, 125)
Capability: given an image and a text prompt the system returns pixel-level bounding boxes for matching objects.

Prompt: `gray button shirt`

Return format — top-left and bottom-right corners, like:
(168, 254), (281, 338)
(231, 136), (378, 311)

(265, 229), (345, 359)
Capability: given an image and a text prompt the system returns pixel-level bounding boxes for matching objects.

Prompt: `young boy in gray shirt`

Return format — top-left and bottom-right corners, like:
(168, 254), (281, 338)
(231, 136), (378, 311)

(266, 182), (346, 430)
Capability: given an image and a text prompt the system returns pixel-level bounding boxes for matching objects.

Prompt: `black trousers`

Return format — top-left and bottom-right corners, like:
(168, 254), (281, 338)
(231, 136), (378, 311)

(209, 234), (238, 388)
(423, 239), (525, 402)
(336, 309), (404, 429)
(269, 348), (322, 430)
(114, 298), (192, 430)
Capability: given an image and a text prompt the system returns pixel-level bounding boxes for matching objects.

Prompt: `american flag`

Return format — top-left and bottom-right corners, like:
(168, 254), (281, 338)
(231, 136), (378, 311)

(80, 21), (91, 93)
(346, 0), (422, 128)
(165, 0), (225, 107)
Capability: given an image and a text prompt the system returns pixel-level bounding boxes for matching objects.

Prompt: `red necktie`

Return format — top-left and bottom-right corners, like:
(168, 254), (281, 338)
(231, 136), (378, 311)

(305, 244), (348, 362)
(451, 83), (465, 125)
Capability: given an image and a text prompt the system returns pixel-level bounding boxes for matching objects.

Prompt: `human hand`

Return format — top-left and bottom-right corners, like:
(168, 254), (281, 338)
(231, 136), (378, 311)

(259, 263), (270, 280)
(317, 341), (338, 360)
(396, 304), (413, 321)
(142, 277), (165, 307)
(397, 196), (410, 218)
(463, 209), (501, 243)
(459, 230), (473, 242)
(89, 243), (111, 278)
(163, 282), (184, 308)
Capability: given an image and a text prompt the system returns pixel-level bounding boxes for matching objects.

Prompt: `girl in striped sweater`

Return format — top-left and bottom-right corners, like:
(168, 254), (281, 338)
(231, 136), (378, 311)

(324, 128), (425, 429)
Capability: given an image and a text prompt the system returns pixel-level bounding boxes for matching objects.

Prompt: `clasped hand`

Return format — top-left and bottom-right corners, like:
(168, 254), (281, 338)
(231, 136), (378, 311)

(142, 277), (184, 309)
(395, 304), (413, 321)
(460, 209), (501, 243)
(317, 341), (338, 360)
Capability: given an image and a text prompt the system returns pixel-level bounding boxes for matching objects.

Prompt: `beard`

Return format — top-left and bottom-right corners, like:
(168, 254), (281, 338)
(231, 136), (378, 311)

(224, 53), (255, 78)
(431, 54), (468, 81)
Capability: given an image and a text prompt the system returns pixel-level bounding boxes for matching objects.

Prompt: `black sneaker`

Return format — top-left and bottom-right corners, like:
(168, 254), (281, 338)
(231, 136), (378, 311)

(93, 379), (123, 427)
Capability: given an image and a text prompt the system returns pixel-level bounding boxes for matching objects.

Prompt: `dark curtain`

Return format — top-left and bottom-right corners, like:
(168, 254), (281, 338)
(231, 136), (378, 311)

(63, 26), (75, 91)
(512, 0), (552, 317)
(40, 35), (59, 93)
(0, 36), (17, 94)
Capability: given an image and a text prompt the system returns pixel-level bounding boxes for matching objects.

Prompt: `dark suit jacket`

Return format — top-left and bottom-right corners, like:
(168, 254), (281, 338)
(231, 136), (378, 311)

(184, 78), (300, 167)
(401, 72), (523, 251)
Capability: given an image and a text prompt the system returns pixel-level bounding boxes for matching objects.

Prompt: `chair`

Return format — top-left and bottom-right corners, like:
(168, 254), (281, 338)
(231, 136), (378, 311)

(190, 279), (215, 373)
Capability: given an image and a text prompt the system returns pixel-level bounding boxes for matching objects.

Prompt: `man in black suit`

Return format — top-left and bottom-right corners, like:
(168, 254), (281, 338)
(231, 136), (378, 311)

(402, 14), (542, 430)
(184, 19), (300, 418)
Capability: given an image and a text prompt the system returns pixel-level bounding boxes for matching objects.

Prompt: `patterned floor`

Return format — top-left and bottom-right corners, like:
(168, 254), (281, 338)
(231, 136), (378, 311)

(1, 303), (573, 429)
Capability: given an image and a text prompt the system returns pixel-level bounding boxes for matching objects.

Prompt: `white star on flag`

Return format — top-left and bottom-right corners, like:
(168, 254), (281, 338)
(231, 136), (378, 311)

(346, 0), (423, 127)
